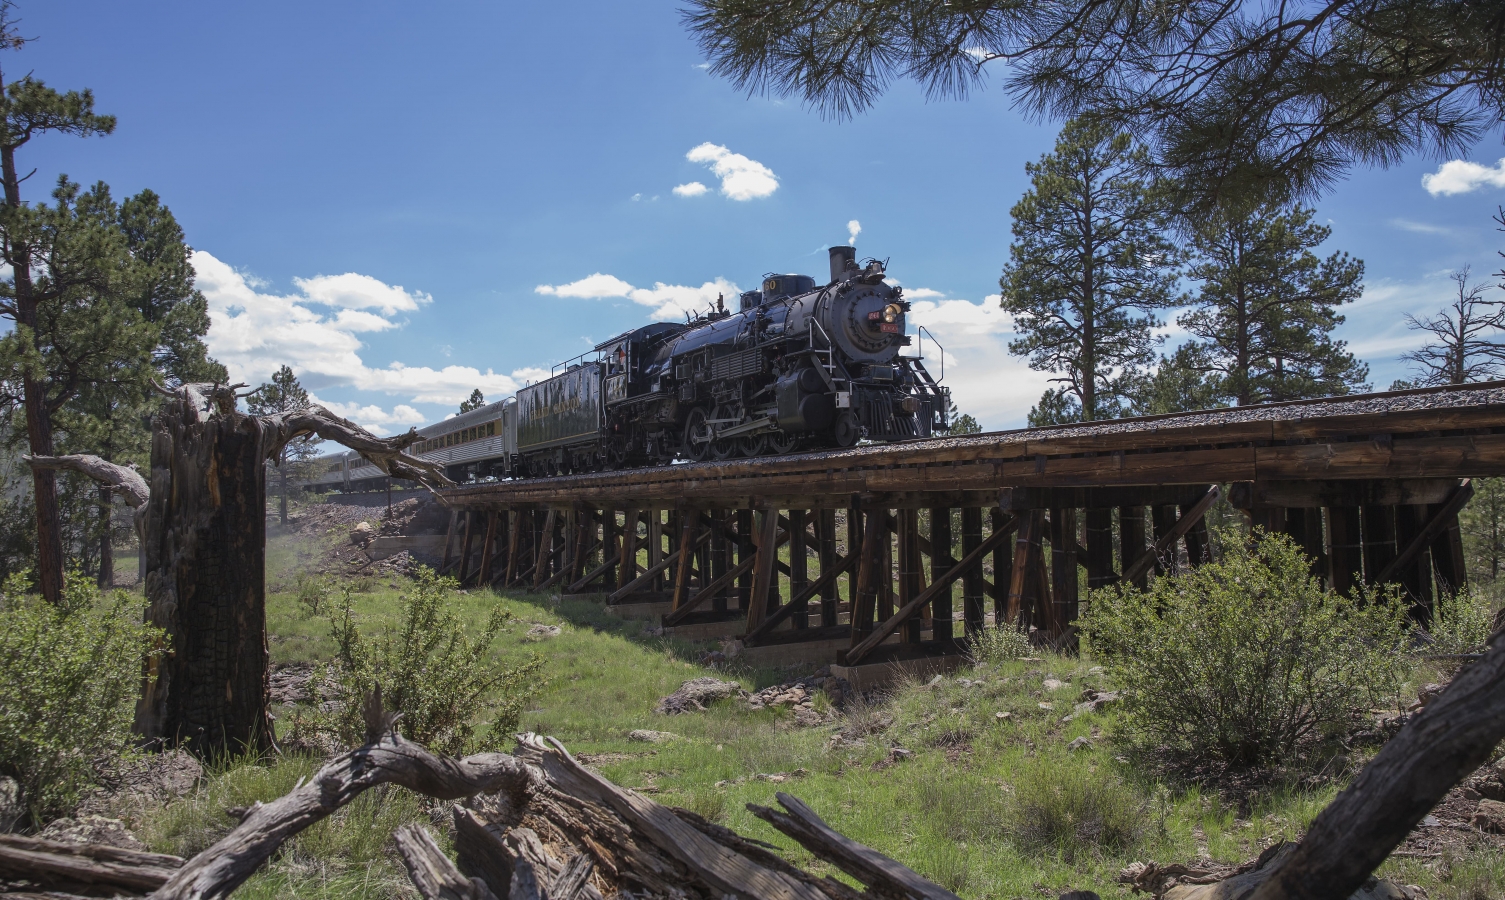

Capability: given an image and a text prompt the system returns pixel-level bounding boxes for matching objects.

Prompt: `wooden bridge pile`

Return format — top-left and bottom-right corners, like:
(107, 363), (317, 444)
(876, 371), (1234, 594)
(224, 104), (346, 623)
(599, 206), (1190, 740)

(434, 383), (1505, 667)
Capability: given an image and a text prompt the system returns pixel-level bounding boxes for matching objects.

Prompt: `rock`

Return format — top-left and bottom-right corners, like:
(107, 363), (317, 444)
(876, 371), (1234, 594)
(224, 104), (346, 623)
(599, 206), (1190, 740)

(628, 730), (680, 744)
(1059, 893), (1101, 900)
(1043, 678), (1067, 691)
(350, 521), (375, 546)
(0, 777), (20, 832)
(888, 747), (914, 762)
(38, 815), (147, 851)
(1038, 701), (1055, 710)
(1473, 798), (1505, 833)
(994, 711), (1012, 721)
(1071, 690), (1121, 717)
(655, 677), (747, 715)
(1067, 737), (1094, 752)
(526, 624), (562, 640)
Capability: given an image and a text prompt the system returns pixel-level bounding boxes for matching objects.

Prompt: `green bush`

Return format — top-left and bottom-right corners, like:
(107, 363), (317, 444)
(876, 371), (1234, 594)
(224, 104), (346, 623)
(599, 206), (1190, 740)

(327, 567), (541, 756)
(1083, 529), (1410, 773)
(0, 572), (161, 826)
(1005, 758), (1146, 860)
(969, 624), (1033, 666)
(1428, 587), (1496, 656)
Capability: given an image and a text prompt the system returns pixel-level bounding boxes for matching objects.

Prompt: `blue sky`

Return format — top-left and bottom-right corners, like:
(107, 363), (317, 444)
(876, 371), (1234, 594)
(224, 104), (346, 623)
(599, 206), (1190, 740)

(17, 1), (1505, 431)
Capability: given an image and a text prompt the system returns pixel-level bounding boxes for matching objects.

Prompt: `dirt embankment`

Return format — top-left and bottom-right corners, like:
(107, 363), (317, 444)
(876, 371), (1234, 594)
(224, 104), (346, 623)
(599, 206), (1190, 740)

(277, 494), (453, 579)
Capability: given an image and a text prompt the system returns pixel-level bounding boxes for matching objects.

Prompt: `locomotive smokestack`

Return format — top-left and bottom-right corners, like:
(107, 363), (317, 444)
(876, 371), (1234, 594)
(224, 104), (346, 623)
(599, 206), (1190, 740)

(828, 245), (857, 284)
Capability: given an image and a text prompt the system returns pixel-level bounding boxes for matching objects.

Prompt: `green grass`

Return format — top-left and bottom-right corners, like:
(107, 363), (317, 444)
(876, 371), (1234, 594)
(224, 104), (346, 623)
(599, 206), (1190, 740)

(116, 528), (1505, 899)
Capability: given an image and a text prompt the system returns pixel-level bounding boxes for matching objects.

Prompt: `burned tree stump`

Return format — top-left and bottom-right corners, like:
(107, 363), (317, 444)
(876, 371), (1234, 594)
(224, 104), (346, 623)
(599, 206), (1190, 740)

(33, 383), (454, 760)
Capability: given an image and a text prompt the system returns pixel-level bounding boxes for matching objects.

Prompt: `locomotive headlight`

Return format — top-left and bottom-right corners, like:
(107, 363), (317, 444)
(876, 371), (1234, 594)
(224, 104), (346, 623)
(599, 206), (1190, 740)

(882, 303), (901, 324)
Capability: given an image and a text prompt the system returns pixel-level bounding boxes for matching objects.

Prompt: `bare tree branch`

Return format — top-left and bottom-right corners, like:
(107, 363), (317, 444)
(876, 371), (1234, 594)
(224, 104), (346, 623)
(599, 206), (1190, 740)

(255, 404), (455, 491)
(22, 453), (149, 508)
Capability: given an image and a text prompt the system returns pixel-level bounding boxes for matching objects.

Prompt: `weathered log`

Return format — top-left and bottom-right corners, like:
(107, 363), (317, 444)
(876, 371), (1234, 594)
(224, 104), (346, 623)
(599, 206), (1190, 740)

(748, 792), (963, 900)
(394, 824), (498, 900)
(0, 833), (182, 896)
(1244, 626), (1505, 900)
(513, 734), (824, 900)
(150, 731), (535, 900)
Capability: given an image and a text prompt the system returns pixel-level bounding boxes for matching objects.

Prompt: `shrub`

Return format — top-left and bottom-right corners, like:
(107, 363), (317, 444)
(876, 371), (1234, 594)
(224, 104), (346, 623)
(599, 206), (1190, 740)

(294, 572), (332, 617)
(969, 624), (1033, 666)
(0, 572), (162, 826)
(326, 567), (541, 756)
(1005, 759), (1146, 860)
(1428, 586), (1496, 656)
(1083, 529), (1410, 773)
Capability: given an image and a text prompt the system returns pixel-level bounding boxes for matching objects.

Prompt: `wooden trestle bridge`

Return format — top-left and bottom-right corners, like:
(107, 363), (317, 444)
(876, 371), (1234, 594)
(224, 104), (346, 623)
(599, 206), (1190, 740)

(433, 383), (1505, 668)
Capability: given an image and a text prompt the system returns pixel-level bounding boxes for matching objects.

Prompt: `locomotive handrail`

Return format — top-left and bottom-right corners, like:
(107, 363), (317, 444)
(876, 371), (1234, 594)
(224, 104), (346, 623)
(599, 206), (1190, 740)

(913, 326), (945, 383)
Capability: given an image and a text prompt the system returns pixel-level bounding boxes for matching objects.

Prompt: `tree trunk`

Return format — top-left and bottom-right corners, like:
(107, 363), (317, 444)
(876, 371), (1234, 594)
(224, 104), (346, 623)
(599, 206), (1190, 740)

(278, 461), (288, 526)
(98, 484), (114, 589)
(135, 393), (274, 757)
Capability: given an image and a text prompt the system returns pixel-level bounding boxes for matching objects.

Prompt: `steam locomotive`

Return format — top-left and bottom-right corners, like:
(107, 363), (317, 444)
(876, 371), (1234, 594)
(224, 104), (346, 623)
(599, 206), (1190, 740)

(305, 247), (947, 489)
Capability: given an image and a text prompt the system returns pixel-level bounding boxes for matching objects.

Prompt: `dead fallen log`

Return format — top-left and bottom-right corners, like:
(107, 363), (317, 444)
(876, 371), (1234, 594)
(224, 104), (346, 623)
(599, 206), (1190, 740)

(1238, 625), (1505, 900)
(149, 731), (535, 899)
(0, 833), (183, 896)
(394, 824), (498, 900)
(749, 792), (963, 900)
(110, 685), (958, 900)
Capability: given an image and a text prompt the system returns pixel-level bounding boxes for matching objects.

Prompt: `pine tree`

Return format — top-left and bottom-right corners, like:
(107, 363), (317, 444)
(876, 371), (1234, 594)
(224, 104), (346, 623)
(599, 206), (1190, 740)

(1001, 118), (1181, 423)
(459, 388), (485, 413)
(1180, 200), (1368, 405)
(942, 396), (982, 435)
(247, 366), (320, 525)
(1462, 478), (1505, 584)
(0, 35), (119, 602)
(1132, 345), (1227, 416)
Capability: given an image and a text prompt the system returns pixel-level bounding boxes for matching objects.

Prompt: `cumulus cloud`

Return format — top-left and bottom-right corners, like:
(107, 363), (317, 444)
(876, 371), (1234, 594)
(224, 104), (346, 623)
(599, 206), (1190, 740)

(195, 250), (535, 428)
(685, 143), (778, 200)
(1421, 158), (1505, 196)
(673, 181), (708, 197)
(903, 291), (1049, 430)
(847, 220), (861, 245)
(309, 395), (426, 430)
(535, 272), (740, 320)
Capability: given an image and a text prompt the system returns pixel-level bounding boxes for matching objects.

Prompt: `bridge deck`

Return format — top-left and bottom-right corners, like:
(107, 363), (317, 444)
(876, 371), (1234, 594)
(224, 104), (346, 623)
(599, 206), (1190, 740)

(430, 383), (1505, 674)
(439, 383), (1505, 509)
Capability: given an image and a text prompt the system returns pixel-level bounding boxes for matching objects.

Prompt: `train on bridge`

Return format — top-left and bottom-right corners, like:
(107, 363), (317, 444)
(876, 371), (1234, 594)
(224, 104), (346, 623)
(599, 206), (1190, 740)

(304, 246), (950, 491)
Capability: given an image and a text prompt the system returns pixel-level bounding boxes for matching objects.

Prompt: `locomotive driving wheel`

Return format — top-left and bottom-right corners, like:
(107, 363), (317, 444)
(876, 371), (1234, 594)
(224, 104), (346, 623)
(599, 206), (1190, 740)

(737, 433), (769, 457)
(767, 430), (797, 455)
(708, 405), (736, 460)
(682, 407), (713, 462)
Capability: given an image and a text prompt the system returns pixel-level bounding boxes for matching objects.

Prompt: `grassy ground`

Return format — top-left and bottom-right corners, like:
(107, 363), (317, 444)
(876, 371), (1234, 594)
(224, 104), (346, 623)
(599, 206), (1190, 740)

(116, 528), (1505, 900)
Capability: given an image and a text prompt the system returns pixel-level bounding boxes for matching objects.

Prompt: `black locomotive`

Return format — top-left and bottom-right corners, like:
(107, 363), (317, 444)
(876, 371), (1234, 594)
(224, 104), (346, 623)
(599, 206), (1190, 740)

(510, 246), (948, 477)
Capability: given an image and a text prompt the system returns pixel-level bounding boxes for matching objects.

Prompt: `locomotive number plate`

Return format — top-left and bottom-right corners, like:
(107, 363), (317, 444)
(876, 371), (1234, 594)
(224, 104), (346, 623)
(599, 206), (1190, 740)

(880, 323), (900, 334)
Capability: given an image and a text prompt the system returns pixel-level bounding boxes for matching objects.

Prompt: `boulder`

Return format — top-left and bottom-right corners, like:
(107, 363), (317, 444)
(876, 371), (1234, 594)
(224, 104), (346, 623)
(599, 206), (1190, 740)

(1473, 798), (1505, 833)
(655, 677), (747, 715)
(38, 815), (147, 852)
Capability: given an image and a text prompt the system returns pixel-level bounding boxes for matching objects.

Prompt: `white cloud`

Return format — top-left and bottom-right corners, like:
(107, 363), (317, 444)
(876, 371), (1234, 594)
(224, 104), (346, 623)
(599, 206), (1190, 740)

(535, 272), (740, 319)
(1389, 218), (1453, 235)
(534, 272), (636, 299)
(309, 395), (426, 431)
(631, 192), (642, 201)
(293, 271), (430, 315)
(195, 250), (534, 421)
(685, 143), (778, 200)
(1421, 158), (1505, 196)
(847, 220), (861, 245)
(673, 181), (709, 197)
(904, 294), (1049, 430)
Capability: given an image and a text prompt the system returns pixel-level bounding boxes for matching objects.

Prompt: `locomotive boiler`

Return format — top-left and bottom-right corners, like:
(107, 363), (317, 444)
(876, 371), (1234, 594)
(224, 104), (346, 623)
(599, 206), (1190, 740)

(511, 246), (948, 477)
